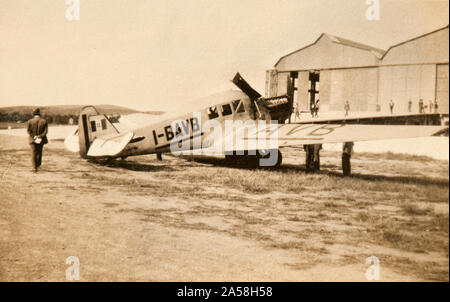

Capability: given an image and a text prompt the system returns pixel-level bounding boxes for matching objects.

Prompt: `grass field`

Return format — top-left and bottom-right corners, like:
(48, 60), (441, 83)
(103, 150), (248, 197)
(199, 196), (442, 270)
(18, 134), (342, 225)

(0, 136), (448, 281)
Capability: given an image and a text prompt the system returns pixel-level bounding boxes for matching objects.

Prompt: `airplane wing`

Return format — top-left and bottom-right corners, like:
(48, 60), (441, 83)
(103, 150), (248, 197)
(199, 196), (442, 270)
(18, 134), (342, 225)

(87, 131), (134, 157)
(198, 123), (447, 155)
(293, 112), (445, 126)
(118, 113), (165, 131)
(243, 123), (447, 149)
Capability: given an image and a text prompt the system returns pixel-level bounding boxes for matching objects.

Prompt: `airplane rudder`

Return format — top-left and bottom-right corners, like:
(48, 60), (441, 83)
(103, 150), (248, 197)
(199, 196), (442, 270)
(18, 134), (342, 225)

(78, 106), (99, 158)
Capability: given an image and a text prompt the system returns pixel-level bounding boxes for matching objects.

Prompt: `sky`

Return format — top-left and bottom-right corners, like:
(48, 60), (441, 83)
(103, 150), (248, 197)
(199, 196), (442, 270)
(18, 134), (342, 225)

(0, 0), (448, 111)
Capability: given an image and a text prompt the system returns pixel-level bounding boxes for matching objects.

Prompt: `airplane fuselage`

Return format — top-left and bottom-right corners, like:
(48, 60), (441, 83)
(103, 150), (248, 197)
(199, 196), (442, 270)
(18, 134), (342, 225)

(116, 91), (258, 158)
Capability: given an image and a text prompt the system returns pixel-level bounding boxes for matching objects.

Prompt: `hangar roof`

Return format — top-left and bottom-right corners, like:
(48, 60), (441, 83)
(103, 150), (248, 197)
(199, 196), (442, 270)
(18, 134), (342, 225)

(275, 33), (385, 71)
(381, 25), (449, 59)
(275, 33), (386, 67)
(274, 25), (449, 70)
(380, 24), (449, 65)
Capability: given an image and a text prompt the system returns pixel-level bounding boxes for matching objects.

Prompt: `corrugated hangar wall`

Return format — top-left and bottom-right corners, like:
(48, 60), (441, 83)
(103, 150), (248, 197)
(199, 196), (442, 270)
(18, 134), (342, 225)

(267, 26), (449, 114)
(378, 26), (449, 113)
(321, 68), (378, 112)
(268, 33), (383, 113)
(436, 64), (449, 113)
(377, 64), (436, 113)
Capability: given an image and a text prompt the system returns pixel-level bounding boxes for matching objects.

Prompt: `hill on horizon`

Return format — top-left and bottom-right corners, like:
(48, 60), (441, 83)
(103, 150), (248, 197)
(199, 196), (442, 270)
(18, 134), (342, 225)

(0, 104), (142, 116)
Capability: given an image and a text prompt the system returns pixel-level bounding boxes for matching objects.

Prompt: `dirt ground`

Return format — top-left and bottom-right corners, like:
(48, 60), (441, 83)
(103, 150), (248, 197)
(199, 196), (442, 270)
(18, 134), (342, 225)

(0, 134), (448, 281)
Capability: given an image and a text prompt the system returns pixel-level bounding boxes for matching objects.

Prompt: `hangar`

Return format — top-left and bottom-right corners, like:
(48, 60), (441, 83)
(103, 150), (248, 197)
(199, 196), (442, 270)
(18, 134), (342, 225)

(266, 25), (449, 115)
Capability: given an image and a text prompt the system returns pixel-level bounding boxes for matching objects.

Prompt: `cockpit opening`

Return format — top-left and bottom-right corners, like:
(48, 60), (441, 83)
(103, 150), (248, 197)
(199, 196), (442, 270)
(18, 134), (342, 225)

(232, 99), (245, 113)
(222, 104), (232, 116)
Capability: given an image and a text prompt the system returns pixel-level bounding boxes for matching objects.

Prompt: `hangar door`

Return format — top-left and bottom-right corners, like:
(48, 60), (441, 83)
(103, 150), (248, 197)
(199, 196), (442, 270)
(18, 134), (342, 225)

(436, 64), (449, 113)
(266, 70), (312, 112)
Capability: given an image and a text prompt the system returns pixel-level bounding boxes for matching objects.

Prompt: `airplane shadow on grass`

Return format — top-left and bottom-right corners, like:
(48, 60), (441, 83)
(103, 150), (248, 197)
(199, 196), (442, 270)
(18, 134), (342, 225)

(181, 155), (449, 188)
(81, 154), (448, 188)
(89, 159), (177, 173)
(334, 172), (449, 187)
(181, 155), (340, 173)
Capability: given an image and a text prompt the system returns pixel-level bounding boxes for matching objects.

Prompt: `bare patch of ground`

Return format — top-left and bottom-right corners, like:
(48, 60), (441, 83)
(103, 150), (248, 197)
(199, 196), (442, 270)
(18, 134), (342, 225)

(0, 135), (448, 281)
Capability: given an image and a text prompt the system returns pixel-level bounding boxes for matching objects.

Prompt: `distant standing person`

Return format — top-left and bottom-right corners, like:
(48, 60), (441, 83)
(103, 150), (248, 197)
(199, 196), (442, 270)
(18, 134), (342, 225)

(27, 108), (48, 172)
(304, 144), (322, 172)
(434, 99), (439, 113)
(389, 100), (394, 114)
(312, 144), (322, 171)
(408, 99), (412, 112)
(304, 145), (314, 172)
(342, 142), (354, 177)
(419, 99), (424, 114)
(294, 103), (300, 121)
(314, 99), (320, 118)
(344, 100), (350, 117)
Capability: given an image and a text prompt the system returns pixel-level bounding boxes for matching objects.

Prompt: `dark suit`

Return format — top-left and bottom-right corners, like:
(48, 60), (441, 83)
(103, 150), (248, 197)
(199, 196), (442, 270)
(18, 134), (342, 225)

(27, 115), (48, 171)
(342, 142), (354, 176)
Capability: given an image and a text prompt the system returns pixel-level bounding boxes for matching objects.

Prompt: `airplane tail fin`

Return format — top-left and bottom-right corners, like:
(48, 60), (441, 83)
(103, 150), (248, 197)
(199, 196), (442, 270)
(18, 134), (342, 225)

(78, 106), (120, 158)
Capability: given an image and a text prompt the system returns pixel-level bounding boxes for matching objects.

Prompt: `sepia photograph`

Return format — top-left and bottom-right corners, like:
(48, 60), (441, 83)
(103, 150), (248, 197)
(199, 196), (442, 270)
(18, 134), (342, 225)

(0, 0), (448, 285)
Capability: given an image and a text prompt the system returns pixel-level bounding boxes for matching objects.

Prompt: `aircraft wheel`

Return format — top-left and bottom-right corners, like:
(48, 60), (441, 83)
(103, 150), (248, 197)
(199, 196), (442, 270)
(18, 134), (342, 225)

(225, 154), (236, 164)
(257, 149), (282, 168)
(274, 149), (283, 168)
(93, 157), (116, 165)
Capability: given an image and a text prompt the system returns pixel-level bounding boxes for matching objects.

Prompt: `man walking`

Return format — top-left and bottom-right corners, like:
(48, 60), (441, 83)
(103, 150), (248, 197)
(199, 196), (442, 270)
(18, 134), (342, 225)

(342, 142), (354, 177)
(27, 108), (48, 172)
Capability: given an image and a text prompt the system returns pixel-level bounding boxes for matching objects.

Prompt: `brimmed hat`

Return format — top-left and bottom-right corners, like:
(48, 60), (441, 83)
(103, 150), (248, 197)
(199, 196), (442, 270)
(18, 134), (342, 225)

(32, 108), (40, 115)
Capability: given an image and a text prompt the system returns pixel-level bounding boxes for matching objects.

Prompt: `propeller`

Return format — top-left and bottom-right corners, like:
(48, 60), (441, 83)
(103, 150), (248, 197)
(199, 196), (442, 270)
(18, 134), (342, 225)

(231, 72), (264, 118)
(232, 72), (294, 123)
(231, 72), (262, 101)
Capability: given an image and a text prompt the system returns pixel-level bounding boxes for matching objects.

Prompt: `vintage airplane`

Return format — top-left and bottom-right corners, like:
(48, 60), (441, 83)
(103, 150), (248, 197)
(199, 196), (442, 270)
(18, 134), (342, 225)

(64, 73), (447, 167)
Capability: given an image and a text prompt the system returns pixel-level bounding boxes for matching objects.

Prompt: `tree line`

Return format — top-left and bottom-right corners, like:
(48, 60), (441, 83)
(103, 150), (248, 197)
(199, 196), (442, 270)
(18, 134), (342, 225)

(0, 112), (78, 125)
(0, 112), (121, 125)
